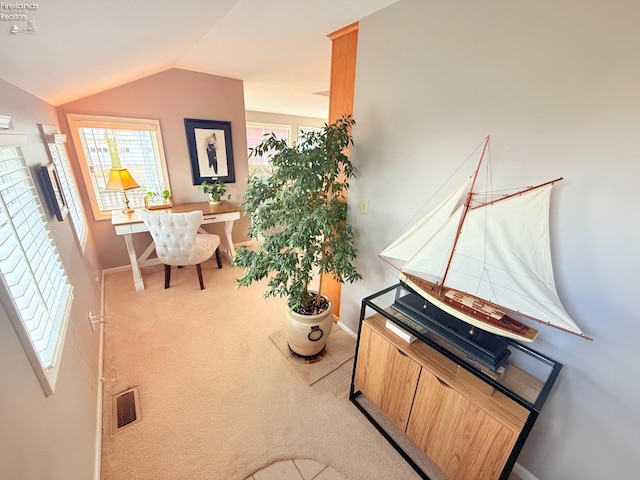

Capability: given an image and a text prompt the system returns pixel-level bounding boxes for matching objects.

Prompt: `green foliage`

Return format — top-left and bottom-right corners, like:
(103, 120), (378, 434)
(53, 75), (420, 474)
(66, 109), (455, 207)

(200, 179), (229, 201)
(146, 189), (171, 201)
(233, 115), (362, 313)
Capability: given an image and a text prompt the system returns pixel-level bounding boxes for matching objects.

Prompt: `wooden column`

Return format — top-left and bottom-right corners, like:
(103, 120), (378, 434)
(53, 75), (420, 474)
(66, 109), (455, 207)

(327, 22), (358, 121)
(321, 22), (358, 321)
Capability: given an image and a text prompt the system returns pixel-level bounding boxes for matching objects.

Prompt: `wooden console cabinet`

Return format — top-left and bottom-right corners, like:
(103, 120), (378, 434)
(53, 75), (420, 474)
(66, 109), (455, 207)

(350, 284), (562, 480)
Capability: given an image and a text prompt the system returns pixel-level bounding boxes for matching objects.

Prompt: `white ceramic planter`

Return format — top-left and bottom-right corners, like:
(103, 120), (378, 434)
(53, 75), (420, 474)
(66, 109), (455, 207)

(284, 294), (333, 357)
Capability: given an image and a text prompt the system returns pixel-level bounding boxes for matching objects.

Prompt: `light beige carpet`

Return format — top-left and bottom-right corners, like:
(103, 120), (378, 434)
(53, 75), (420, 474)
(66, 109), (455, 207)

(100, 260), (423, 480)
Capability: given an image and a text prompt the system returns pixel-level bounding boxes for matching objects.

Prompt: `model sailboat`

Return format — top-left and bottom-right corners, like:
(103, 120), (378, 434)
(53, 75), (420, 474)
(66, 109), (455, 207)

(380, 136), (588, 343)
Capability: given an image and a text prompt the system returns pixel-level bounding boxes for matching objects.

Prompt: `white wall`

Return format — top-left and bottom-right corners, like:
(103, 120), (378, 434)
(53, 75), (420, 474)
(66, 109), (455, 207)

(57, 68), (251, 269)
(245, 110), (327, 135)
(341, 1), (640, 479)
(56, 72), (328, 271)
(0, 79), (102, 479)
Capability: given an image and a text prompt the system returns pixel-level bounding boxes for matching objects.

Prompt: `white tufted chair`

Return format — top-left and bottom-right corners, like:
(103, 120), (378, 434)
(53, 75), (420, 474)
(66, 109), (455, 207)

(140, 210), (222, 290)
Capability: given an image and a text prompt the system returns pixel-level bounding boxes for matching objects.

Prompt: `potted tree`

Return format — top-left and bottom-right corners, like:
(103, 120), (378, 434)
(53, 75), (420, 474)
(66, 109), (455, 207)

(234, 115), (362, 357)
(200, 179), (230, 204)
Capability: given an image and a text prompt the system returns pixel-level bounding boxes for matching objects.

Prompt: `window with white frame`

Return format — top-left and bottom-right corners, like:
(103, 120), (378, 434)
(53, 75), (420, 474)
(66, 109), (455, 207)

(40, 125), (88, 251)
(66, 114), (170, 220)
(246, 122), (291, 179)
(0, 135), (74, 396)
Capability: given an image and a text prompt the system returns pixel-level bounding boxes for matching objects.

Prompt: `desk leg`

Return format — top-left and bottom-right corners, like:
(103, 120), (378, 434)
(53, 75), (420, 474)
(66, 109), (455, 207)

(223, 220), (236, 259)
(124, 233), (145, 291)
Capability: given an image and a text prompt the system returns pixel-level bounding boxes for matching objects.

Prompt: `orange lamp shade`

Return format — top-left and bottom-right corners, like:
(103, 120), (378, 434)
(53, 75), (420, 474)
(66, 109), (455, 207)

(105, 168), (139, 191)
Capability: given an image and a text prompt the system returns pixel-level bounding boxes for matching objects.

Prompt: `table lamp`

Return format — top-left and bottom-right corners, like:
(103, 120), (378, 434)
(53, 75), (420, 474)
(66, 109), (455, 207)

(106, 167), (139, 213)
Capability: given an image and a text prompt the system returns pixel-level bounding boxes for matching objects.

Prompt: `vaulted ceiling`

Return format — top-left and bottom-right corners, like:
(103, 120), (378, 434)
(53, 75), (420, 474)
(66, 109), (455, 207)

(0, 0), (399, 118)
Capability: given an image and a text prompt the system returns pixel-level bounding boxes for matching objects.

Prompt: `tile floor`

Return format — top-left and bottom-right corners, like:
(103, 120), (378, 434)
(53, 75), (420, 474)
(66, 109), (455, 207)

(245, 459), (346, 480)
(246, 459), (522, 480)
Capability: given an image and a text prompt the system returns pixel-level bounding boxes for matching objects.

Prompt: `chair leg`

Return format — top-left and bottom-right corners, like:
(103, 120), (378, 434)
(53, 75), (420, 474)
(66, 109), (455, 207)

(164, 264), (171, 289)
(215, 247), (222, 268)
(196, 263), (205, 290)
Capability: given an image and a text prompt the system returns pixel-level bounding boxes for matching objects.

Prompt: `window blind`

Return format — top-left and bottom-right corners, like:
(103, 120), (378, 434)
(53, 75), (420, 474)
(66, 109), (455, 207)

(77, 126), (164, 212)
(246, 123), (291, 180)
(0, 145), (73, 395)
(47, 142), (88, 250)
(246, 123), (291, 165)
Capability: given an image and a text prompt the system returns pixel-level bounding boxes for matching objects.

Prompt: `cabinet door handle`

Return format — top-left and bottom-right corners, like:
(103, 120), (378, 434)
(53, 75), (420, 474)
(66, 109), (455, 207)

(395, 347), (408, 357)
(436, 377), (451, 389)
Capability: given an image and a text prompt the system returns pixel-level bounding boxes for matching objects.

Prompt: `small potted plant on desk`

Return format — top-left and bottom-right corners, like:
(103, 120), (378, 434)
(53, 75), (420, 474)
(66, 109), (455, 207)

(200, 179), (231, 204)
(233, 115), (362, 357)
(144, 189), (172, 209)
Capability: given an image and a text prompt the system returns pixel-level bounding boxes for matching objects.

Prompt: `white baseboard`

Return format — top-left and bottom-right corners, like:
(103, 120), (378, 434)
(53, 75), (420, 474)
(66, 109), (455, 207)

(94, 270), (106, 480)
(102, 264), (132, 275)
(513, 463), (538, 480)
(336, 320), (357, 339)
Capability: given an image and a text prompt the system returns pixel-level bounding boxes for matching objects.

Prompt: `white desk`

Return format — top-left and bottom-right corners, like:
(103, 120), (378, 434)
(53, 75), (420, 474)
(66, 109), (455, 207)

(112, 200), (241, 291)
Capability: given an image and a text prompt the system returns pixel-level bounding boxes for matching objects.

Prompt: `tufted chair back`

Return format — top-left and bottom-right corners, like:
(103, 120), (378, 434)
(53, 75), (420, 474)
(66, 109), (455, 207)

(140, 210), (222, 289)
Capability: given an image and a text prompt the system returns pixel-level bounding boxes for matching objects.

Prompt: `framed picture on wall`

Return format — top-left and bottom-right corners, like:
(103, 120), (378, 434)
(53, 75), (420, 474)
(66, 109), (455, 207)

(39, 163), (69, 221)
(185, 118), (235, 184)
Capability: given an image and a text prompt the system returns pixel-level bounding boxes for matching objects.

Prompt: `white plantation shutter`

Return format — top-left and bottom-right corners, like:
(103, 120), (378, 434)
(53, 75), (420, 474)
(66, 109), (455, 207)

(0, 144), (73, 396)
(47, 141), (88, 250)
(79, 127), (163, 211)
(246, 122), (291, 180)
(246, 123), (291, 165)
(67, 114), (170, 219)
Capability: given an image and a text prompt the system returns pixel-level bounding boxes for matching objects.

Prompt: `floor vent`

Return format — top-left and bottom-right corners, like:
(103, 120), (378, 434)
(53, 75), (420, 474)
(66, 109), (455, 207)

(112, 387), (141, 433)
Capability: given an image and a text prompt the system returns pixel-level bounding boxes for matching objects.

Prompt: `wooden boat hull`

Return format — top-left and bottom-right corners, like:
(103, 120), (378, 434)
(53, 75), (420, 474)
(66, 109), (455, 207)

(400, 273), (539, 343)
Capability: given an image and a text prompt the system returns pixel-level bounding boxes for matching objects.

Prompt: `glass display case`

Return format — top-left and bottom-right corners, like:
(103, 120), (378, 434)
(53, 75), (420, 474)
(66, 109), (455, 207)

(350, 283), (563, 480)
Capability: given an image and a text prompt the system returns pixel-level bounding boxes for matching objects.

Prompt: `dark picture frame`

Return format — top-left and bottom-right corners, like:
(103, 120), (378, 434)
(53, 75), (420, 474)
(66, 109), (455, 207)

(39, 163), (68, 221)
(184, 118), (235, 184)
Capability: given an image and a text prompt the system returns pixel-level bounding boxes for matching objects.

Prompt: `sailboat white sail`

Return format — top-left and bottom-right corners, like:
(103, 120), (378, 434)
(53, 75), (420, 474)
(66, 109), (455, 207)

(381, 180), (469, 270)
(380, 136), (588, 343)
